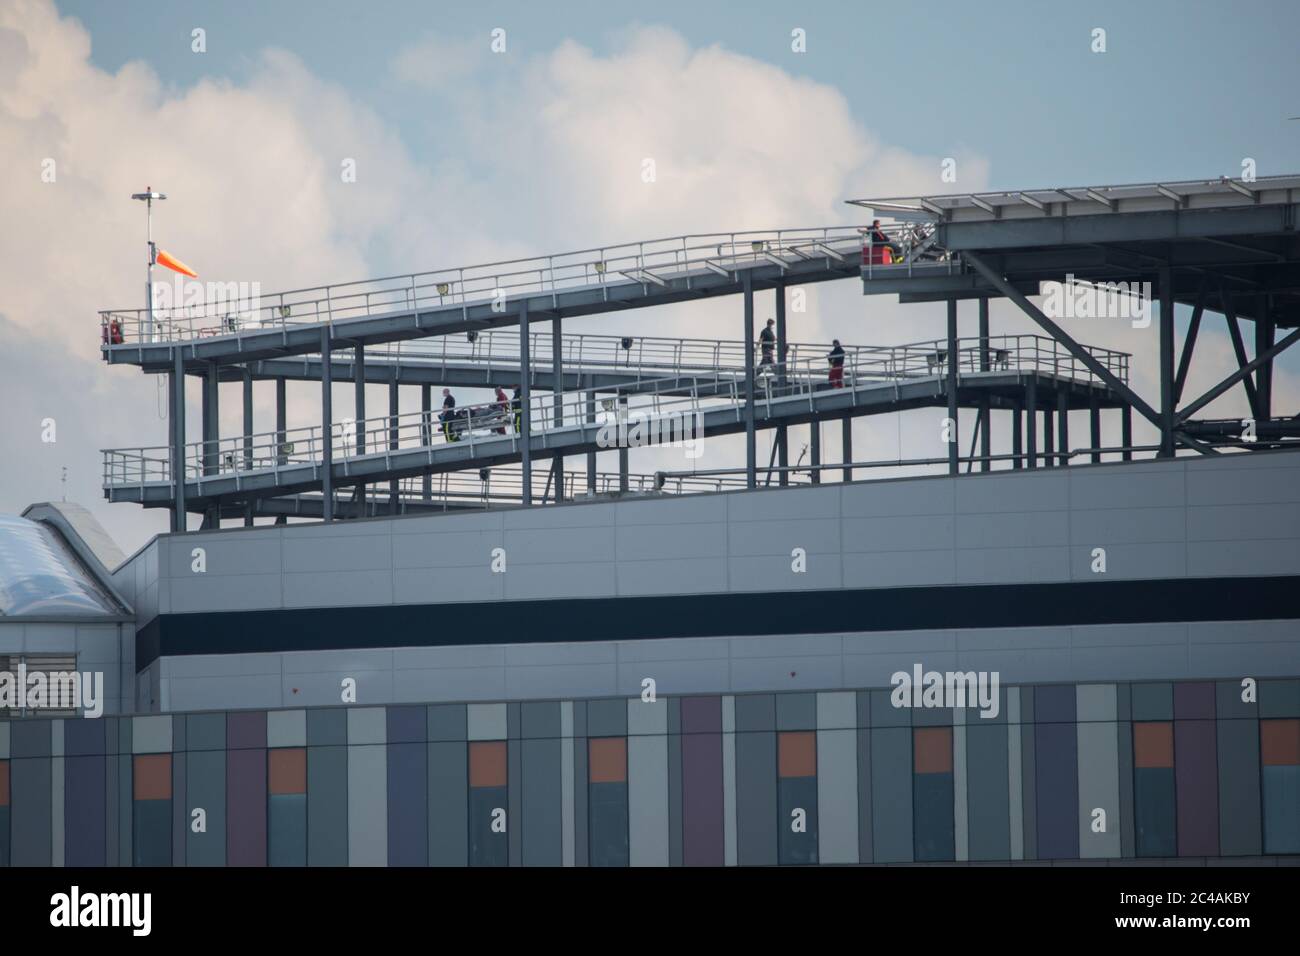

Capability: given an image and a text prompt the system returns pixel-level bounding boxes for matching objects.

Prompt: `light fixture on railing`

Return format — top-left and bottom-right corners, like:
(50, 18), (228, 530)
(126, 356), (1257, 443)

(466, 330), (478, 343)
(620, 337), (633, 350)
(594, 261), (607, 274)
(750, 241), (764, 253)
(437, 282), (450, 296)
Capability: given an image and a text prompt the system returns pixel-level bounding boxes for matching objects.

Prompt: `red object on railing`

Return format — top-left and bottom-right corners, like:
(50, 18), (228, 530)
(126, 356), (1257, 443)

(862, 243), (895, 266)
(101, 318), (124, 345)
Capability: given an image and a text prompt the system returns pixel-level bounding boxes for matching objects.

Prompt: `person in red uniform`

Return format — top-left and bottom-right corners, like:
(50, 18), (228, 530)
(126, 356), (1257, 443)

(493, 386), (509, 434)
(827, 339), (845, 388)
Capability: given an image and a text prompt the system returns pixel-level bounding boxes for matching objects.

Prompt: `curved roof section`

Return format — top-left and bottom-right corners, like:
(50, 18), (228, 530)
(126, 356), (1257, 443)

(0, 513), (122, 618)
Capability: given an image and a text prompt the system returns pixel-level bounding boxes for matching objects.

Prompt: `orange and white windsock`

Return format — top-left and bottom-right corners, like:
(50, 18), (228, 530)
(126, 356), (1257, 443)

(155, 248), (198, 278)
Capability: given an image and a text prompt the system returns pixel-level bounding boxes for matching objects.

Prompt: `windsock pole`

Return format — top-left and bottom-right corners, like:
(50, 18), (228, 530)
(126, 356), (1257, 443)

(131, 187), (167, 342)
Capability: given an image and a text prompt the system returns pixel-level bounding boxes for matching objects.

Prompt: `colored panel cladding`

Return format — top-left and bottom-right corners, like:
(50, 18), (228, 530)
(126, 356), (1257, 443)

(1174, 720), (1219, 857)
(1034, 721), (1079, 860)
(589, 738), (627, 784)
(779, 731), (817, 778)
(387, 742), (428, 867)
(268, 748), (306, 795)
(0, 761), (8, 805)
(1133, 722), (1176, 857)
(0, 761), (8, 866)
(588, 737), (629, 867)
(469, 740), (507, 789)
(1216, 718), (1262, 857)
(1133, 722), (1174, 768)
(681, 726), (724, 866)
(965, 723), (1010, 861)
(1260, 719), (1300, 854)
(913, 726), (954, 862)
(778, 732), (819, 864)
(133, 754), (172, 867)
(469, 741), (508, 866)
(65, 756), (107, 867)
(268, 748), (308, 867)
(134, 753), (172, 801)
(227, 747), (267, 866)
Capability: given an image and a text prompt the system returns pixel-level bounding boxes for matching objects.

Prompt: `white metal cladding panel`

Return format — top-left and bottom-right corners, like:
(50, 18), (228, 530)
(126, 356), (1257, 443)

(628, 735), (670, 866)
(347, 744), (387, 866)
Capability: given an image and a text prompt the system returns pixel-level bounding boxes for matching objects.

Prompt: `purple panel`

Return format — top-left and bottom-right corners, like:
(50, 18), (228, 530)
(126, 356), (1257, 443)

(681, 732), (724, 866)
(227, 711), (267, 750)
(1173, 682), (1215, 721)
(65, 756), (106, 866)
(227, 748), (267, 866)
(1174, 719), (1219, 856)
(681, 696), (722, 735)
(65, 719), (106, 757)
(387, 706), (425, 744)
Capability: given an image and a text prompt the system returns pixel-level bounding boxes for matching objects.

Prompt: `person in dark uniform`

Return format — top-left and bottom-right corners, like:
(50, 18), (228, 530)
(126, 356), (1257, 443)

(827, 339), (845, 388)
(512, 386), (523, 434)
(758, 318), (777, 376)
(439, 388), (458, 441)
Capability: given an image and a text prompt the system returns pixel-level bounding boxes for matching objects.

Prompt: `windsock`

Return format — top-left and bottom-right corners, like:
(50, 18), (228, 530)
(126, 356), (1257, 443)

(155, 248), (198, 278)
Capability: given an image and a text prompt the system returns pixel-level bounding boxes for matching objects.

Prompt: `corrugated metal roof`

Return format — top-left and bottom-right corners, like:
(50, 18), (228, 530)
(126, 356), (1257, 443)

(0, 513), (122, 618)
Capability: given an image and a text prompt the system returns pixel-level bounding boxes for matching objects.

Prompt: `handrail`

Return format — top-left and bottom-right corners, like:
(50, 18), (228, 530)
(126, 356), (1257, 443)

(101, 331), (1129, 490)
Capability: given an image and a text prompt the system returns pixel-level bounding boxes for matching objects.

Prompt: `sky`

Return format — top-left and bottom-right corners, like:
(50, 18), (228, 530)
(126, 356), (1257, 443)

(1, 0), (1298, 556)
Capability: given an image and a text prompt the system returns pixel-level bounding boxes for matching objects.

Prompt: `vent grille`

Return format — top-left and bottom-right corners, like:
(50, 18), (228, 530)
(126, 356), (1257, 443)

(0, 654), (80, 718)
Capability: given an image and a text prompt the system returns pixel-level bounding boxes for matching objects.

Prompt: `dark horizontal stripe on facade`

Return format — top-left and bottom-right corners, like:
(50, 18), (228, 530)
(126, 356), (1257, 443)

(135, 574), (1300, 666)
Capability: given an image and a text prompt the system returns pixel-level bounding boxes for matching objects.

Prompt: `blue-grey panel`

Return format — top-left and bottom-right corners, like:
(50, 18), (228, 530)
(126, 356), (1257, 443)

(815, 729), (858, 864)
(64, 755), (107, 867)
(966, 722), (1010, 861)
(428, 741), (468, 867)
(870, 689), (911, 728)
(387, 741), (428, 866)
(735, 731), (777, 866)
(521, 737), (562, 866)
(11, 757), (52, 866)
(348, 744), (387, 866)
(11, 721), (51, 759)
(521, 701), (561, 740)
(574, 733), (589, 867)
(1034, 722), (1079, 859)
(508, 739), (522, 866)
(1216, 680), (1257, 720)
(1216, 718), (1262, 856)
(775, 693), (817, 731)
(668, 730), (683, 867)
(1131, 683), (1173, 721)
(735, 694), (775, 732)
(856, 728), (873, 863)
(306, 709), (347, 747)
(427, 704), (467, 742)
(186, 749), (226, 866)
(307, 745), (348, 866)
(1260, 679), (1300, 718)
(870, 727), (912, 863)
(1118, 720), (1135, 858)
(1020, 720), (1036, 859)
(586, 698), (627, 737)
(386, 706), (425, 745)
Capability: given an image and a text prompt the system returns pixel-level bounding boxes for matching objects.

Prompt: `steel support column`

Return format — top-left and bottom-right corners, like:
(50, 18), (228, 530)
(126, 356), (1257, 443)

(776, 280), (788, 485)
(1026, 376), (1038, 469)
(1173, 284), (1206, 406)
(1089, 391), (1101, 464)
(1056, 387), (1069, 468)
(421, 385), (432, 501)
(388, 379), (399, 510)
(1043, 399), (1054, 468)
(946, 298), (958, 475)
(1221, 287), (1261, 418)
(618, 394), (629, 493)
(243, 370), (254, 526)
(275, 379), (286, 464)
(586, 383), (597, 493)
(978, 297), (991, 473)
(1011, 401), (1022, 470)
(810, 422), (820, 485)
(321, 326), (334, 522)
(1121, 405), (1132, 462)
(519, 300), (532, 506)
(743, 271), (757, 488)
(202, 364), (219, 477)
(171, 354), (186, 531)
(552, 316), (564, 501)
(1255, 293), (1274, 422)
(842, 417), (853, 482)
(1158, 266), (1175, 458)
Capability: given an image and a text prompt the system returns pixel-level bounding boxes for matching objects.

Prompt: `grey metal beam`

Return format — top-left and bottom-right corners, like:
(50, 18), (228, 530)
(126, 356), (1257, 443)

(743, 271), (756, 488)
(1121, 404), (1132, 462)
(243, 370), (254, 527)
(1026, 376), (1038, 469)
(1011, 401), (1022, 470)
(776, 280), (789, 486)
(552, 316), (564, 501)
(964, 252), (1162, 429)
(810, 421), (820, 485)
(1159, 267), (1176, 458)
(354, 344), (366, 455)
(978, 297), (991, 472)
(586, 383), (596, 493)
(171, 355), (186, 531)
(1221, 289), (1261, 418)
(1043, 395), (1054, 467)
(421, 385), (432, 501)
(202, 364), (220, 477)
(1089, 391), (1101, 464)
(1177, 324), (1300, 422)
(618, 395), (629, 493)
(389, 379), (399, 509)
(1256, 293), (1274, 420)
(842, 416), (853, 482)
(946, 298), (958, 475)
(1057, 387), (1069, 467)
(520, 300), (532, 506)
(321, 326), (333, 522)
(275, 379), (287, 465)
(1172, 284), (1206, 406)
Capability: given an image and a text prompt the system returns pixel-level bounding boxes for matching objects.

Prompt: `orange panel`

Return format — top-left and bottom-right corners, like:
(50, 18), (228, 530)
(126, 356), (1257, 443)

(913, 727), (953, 775)
(469, 740), (508, 788)
(133, 754), (172, 801)
(1261, 719), (1300, 767)
(1133, 722), (1174, 769)
(778, 731), (817, 778)
(269, 748), (307, 795)
(589, 738), (627, 784)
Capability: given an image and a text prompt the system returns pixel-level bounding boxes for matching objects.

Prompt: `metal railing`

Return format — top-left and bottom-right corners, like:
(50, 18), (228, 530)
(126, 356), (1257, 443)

(101, 333), (1128, 489)
(98, 226), (873, 346)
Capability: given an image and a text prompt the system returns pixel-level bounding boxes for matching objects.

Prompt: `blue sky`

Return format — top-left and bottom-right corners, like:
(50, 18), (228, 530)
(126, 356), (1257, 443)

(1, 0), (1297, 551)
(61, 0), (1300, 190)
